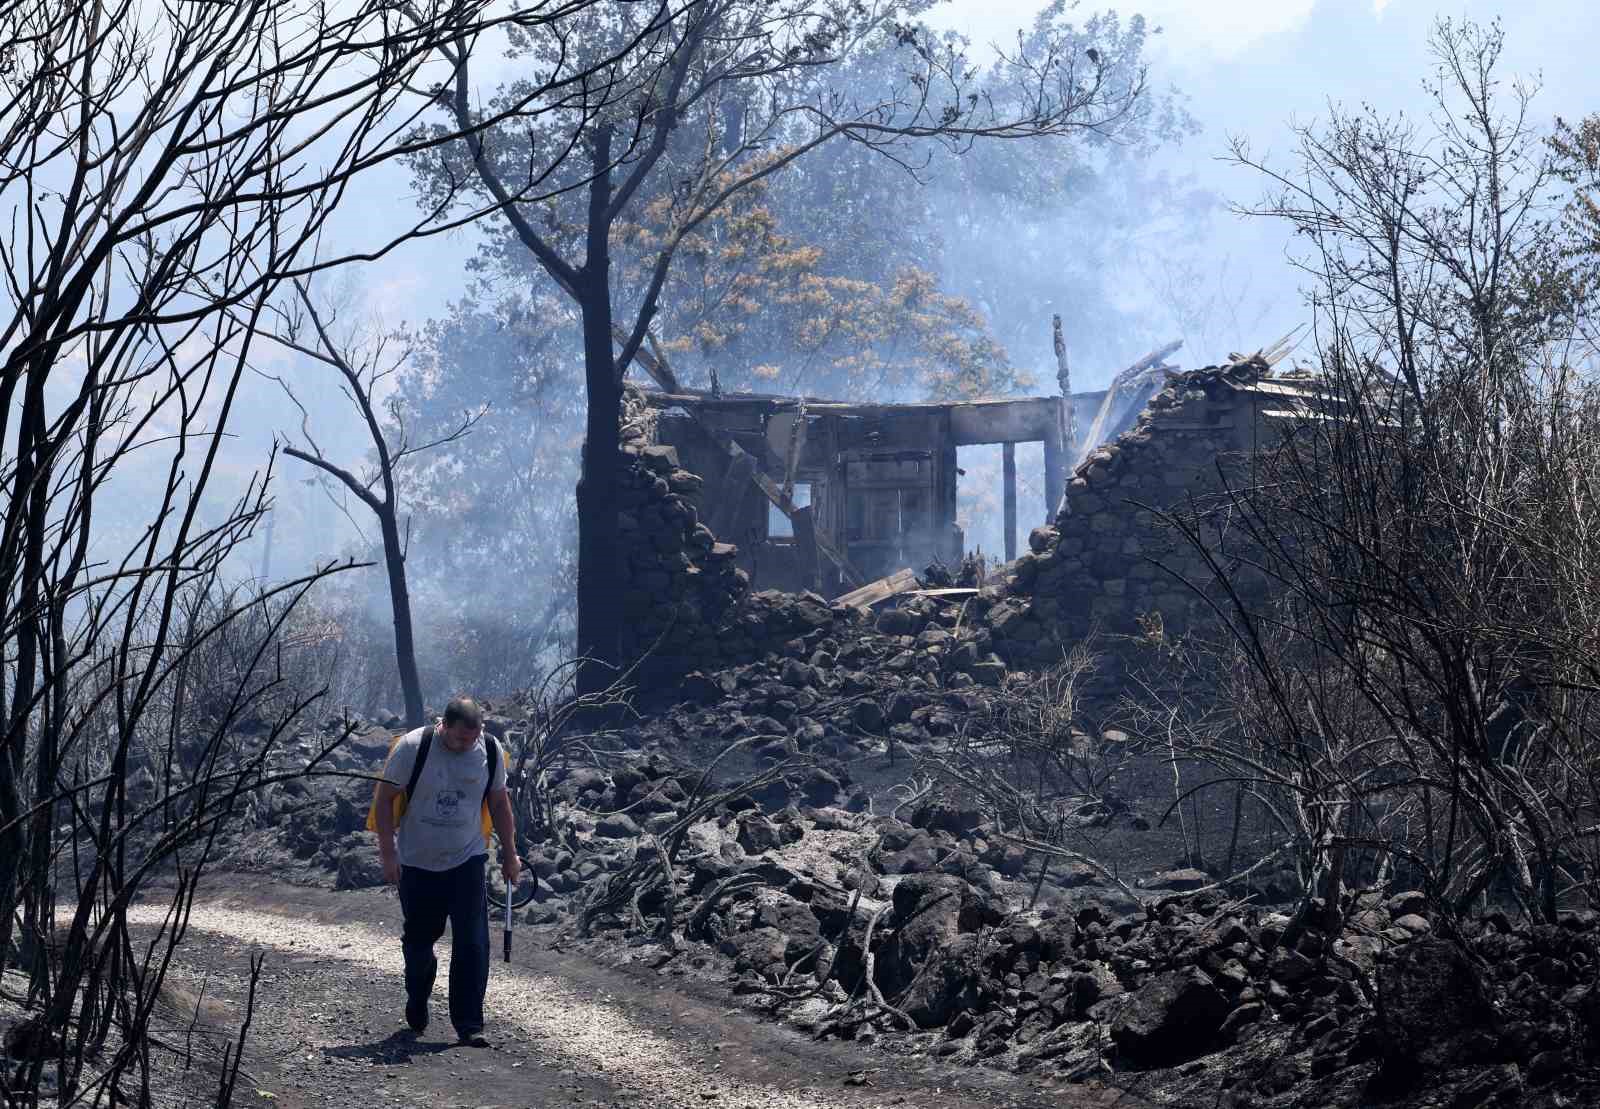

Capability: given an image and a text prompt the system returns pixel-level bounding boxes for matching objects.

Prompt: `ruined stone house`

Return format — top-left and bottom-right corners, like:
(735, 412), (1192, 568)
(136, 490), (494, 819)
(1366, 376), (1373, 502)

(613, 351), (1321, 685)
(646, 382), (1159, 594)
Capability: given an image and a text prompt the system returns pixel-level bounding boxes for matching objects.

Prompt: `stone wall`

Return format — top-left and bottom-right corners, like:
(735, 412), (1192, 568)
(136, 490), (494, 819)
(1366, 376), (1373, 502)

(615, 425), (858, 688)
(976, 357), (1299, 676)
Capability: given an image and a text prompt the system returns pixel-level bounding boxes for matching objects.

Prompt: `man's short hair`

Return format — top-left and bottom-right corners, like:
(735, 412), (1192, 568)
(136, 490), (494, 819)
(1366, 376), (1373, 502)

(443, 697), (483, 729)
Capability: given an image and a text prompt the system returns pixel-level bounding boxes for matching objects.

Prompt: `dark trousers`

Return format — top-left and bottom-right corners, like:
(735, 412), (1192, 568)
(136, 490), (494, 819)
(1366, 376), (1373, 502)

(398, 854), (489, 1036)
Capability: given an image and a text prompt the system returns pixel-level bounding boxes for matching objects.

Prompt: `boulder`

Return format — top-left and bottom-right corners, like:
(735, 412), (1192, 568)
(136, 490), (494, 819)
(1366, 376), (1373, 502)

(880, 875), (1001, 998)
(910, 798), (984, 838)
(1038, 917), (1077, 963)
(1393, 912), (1431, 936)
(335, 844), (386, 890)
(345, 728), (395, 763)
(1147, 867), (1209, 892)
(849, 700), (885, 732)
(1378, 938), (1497, 1072)
(987, 601), (1029, 636)
(876, 608), (921, 636)
(1385, 890), (1428, 918)
(1269, 947), (1316, 985)
(898, 933), (990, 1029)
(1110, 967), (1230, 1066)
(751, 891), (825, 963)
(680, 672), (724, 704)
(970, 656), (1008, 686)
(331, 790), (368, 836)
(1069, 963), (1124, 1018)
(780, 659), (816, 688)
(721, 926), (788, 981)
(638, 444), (680, 472)
(795, 767), (845, 808)
(1217, 1001), (1265, 1045)
(879, 832), (941, 874)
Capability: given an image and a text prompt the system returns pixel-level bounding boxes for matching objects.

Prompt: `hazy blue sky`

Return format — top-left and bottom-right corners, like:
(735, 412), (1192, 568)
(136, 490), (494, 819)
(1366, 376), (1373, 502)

(932, 0), (1599, 378)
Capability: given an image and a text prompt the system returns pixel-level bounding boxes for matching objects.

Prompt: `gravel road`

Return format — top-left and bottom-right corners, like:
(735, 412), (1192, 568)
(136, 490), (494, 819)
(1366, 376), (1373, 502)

(124, 884), (1137, 1109)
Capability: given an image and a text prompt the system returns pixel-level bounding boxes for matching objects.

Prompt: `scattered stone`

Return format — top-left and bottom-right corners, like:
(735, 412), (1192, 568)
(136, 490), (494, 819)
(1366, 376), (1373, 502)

(594, 813), (643, 839)
(1148, 867), (1210, 892)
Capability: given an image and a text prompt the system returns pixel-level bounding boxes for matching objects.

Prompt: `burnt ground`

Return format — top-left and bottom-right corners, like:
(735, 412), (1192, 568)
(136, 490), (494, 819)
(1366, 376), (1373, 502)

(134, 877), (1152, 1109)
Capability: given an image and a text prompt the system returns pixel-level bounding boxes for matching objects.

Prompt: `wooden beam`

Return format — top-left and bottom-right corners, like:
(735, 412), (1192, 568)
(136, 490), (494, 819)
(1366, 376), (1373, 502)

(1119, 338), (1185, 380)
(1003, 442), (1018, 562)
(779, 400), (807, 503)
(612, 325), (682, 393)
(946, 397), (1062, 445)
(708, 450), (757, 538)
(703, 430), (864, 588)
(1042, 414), (1066, 524)
(791, 505), (822, 594)
(836, 567), (919, 609)
(1073, 339), (1185, 467)
(1053, 314), (1076, 453)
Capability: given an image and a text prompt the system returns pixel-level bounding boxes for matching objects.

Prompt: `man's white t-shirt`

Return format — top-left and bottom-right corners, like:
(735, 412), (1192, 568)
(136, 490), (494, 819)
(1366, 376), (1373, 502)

(382, 725), (507, 871)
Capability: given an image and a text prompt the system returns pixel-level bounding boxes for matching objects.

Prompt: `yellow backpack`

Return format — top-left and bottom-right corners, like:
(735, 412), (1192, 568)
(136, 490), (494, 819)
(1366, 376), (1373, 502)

(366, 725), (499, 847)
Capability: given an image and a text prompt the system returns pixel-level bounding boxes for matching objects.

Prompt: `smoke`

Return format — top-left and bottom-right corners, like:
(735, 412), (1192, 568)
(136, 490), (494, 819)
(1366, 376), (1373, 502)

(131, 0), (1597, 711)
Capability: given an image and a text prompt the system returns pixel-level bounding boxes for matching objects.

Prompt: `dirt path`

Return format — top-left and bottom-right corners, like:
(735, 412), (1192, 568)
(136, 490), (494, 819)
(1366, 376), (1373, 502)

(127, 880), (1148, 1109)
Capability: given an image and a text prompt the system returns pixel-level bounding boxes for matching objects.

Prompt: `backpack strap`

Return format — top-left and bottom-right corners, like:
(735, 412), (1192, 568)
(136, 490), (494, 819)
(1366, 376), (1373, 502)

(481, 734), (499, 810)
(479, 735), (501, 849)
(405, 724), (435, 803)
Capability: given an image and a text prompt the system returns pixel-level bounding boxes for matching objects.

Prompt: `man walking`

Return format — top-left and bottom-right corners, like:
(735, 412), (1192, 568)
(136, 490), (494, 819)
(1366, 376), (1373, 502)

(374, 697), (520, 1047)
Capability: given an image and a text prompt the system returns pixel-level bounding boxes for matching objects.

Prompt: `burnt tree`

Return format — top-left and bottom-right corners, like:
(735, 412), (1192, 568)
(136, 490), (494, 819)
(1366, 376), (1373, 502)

(265, 281), (481, 728)
(423, 0), (1156, 691)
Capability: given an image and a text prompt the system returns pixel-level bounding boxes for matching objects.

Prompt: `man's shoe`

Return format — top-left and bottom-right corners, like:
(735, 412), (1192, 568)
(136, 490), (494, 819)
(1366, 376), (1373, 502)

(405, 999), (429, 1035)
(457, 1030), (490, 1048)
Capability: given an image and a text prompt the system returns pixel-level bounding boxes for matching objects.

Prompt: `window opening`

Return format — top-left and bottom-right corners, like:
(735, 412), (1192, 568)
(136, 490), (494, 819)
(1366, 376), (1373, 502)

(767, 482), (811, 538)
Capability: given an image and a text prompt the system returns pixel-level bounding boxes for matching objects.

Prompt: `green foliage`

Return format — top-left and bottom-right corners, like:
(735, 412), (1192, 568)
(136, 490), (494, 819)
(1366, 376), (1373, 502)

(615, 178), (1022, 398)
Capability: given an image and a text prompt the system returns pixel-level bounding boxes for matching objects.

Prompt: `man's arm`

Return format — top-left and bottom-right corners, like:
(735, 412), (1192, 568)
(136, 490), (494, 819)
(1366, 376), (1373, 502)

(375, 781), (403, 885)
(488, 787), (520, 884)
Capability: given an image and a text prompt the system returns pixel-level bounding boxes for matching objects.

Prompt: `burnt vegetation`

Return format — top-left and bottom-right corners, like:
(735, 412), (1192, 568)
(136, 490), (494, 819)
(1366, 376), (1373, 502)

(2, 1), (1600, 1107)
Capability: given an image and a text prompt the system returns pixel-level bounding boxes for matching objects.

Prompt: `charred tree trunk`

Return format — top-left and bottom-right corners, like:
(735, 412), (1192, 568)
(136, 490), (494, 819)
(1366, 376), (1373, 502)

(380, 511), (426, 728)
(576, 129), (623, 696)
(274, 280), (478, 731)
(1003, 442), (1018, 561)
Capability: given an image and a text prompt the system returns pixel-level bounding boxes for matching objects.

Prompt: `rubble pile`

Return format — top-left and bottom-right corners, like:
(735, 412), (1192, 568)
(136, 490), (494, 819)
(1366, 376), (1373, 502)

(612, 437), (1004, 690)
(638, 590), (1019, 764)
(492, 768), (1599, 1108)
(534, 784), (1600, 1108)
(211, 704), (1600, 1108)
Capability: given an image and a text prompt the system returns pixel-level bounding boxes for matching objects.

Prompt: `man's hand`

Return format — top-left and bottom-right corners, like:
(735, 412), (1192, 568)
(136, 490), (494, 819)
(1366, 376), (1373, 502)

(501, 852), (521, 886)
(381, 850), (401, 886)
